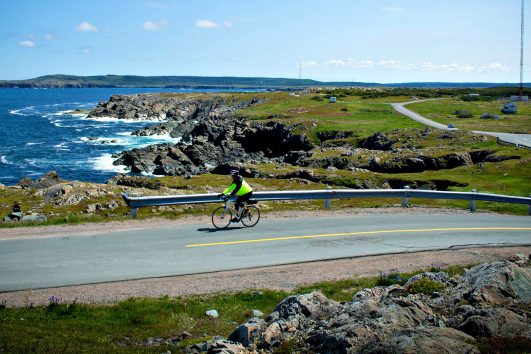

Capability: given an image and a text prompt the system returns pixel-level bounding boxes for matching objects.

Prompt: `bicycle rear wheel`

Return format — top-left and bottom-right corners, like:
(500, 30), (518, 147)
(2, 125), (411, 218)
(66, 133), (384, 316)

(212, 207), (231, 229)
(241, 206), (260, 227)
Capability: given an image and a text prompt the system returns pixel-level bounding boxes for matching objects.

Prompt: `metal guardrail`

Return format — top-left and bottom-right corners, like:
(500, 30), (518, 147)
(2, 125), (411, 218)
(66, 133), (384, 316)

(121, 186), (531, 218)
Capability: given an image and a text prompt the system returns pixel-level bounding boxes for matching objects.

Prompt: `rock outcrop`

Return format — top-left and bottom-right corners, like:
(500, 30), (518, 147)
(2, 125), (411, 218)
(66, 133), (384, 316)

(101, 95), (313, 176)
(187, 259), (531, 353)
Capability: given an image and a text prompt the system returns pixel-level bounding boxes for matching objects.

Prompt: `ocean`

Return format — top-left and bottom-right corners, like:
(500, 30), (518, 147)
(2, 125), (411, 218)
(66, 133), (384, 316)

(0, 88), (250, 186)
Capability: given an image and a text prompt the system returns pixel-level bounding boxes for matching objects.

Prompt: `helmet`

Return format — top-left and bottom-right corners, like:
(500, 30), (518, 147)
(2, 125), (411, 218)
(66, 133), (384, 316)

(230, 169), (240, 177)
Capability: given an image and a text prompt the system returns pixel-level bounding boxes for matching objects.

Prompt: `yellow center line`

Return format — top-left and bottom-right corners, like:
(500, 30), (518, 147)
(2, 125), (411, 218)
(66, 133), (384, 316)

(186, 227), (531, 248)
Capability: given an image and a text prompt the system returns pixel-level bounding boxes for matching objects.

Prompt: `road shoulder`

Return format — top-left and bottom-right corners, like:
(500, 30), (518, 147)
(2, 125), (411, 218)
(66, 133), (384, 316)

(1, 245), (528, 308)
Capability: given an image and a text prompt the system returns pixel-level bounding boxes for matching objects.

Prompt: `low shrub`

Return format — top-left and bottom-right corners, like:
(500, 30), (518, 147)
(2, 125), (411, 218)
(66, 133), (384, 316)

(454, 110), (473, 118)
(377, 272), (408, 286)
(407, 277), (445, 295)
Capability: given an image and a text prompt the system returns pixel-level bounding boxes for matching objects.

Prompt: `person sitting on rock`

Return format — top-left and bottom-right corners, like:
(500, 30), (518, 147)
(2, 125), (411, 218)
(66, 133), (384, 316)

(218, 169), (253, 222)
(10, 201), (22, 221)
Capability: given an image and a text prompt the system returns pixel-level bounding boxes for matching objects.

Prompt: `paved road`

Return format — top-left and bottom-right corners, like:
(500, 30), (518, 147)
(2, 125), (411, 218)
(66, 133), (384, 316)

(0, 213), (529, 291)
(391, 100), (531, 148)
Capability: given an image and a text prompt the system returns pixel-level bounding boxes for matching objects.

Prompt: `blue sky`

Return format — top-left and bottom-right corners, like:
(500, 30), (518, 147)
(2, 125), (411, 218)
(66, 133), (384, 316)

(0, 0), (529, 83)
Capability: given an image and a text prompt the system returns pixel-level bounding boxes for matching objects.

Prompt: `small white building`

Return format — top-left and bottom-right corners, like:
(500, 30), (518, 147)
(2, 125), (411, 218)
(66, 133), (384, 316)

(329, 96), (337, 103)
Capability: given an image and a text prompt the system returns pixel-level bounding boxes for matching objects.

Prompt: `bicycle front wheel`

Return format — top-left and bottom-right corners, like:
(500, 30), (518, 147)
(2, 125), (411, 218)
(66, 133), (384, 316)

(212, 207), (231, 229)
(241, 206), (260, 227)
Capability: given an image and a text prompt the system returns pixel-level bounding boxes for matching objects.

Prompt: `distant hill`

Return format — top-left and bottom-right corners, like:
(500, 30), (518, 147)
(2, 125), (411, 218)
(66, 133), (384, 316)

(0, 74), (529, 89)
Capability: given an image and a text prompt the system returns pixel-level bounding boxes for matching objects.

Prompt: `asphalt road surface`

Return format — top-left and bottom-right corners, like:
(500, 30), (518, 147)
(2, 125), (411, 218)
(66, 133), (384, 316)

(391, 101), (531, 148)
(0, 213), (530, 292)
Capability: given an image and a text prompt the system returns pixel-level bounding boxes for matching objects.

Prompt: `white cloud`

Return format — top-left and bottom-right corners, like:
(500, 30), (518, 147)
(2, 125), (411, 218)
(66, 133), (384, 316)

(376, 60), (412, 70)
(144, 20), (168, 31)
(18, 40), (35, 47)
(478, 62), (512, 73)
(80, 47), (93, 54)
(380, 6), (405, 13)
(300, 57), (515, 75)
(45, 34), (54, 40)
(196, 19), (220, 28)
(420, 61), (475, 72)
(300, 61), (319, 68)
(223, 20), (233, 28)
(76, 21), (99, 32)
(325, 58), (374, 68)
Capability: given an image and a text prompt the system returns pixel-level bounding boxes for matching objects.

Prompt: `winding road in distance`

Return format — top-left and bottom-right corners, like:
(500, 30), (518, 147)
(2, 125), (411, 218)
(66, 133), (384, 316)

(391, 100), (531, 148)
(0, 213), (530, 292)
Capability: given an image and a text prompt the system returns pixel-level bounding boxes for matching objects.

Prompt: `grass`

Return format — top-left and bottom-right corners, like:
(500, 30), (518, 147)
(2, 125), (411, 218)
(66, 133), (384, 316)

(0, 264), (473, 353)
(236, 92), (425, 143)
(406, 98), (531, 133)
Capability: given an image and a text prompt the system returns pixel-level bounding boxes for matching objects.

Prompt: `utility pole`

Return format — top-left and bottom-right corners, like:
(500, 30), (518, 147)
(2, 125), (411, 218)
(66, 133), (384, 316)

(519, 0), (525, 98)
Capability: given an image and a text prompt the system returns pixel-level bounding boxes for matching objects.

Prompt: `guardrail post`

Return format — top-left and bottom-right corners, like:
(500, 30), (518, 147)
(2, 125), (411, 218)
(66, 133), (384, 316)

(529, 195), (531, 216)
(130, 193), (139, 219)
(402, 186), (410, 207)
(469, 189), (477, 212)
(325, 186), (332, 209)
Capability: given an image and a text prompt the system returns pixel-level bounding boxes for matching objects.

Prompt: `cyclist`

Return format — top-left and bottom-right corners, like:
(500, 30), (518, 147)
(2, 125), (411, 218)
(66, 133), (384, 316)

(218, 169), (253, 222)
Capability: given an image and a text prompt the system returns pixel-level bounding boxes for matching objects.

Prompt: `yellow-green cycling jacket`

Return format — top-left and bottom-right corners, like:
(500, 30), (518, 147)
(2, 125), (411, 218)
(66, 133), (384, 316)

(222, 176), (252, 196)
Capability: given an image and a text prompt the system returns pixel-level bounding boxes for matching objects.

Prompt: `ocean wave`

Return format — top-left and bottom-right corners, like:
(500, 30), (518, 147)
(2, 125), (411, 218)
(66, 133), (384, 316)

(49, 118), (84, 129)
(24, 158), (40, 167)
(9, 107), (35, 116)
(0, 155), (10, 164)
(118, 131), (179, 143)
(45, 110), (89, 118)
(90, 154), (129, 173)
(53, 142), (70, 151)
(50, 119), (64, 127)
(26, 142), (45, 146)
(78, 136), (127, 146)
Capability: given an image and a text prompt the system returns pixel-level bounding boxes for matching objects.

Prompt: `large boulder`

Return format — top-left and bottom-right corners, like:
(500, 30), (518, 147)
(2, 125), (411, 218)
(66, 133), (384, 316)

(457, 308), (530, 338)
(365, 327), (479, 353)
(450, 261), (531, 306)
(359, 132), (398, 151)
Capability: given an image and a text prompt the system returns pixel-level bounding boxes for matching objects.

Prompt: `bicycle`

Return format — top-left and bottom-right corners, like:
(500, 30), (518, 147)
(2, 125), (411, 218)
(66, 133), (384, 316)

(211, 196), (260, 229)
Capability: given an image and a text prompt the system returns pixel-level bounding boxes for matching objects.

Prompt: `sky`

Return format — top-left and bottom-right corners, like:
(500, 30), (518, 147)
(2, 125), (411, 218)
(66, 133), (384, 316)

(0, 0), (529, 83)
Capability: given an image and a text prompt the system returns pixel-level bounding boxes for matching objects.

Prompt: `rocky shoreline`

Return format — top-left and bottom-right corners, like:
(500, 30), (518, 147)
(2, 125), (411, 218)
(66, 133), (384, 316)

(88, 94), (314, 177)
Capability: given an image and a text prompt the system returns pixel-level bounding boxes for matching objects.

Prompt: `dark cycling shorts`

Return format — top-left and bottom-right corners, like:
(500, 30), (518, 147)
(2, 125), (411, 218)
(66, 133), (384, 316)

(235, 192), (253, 210)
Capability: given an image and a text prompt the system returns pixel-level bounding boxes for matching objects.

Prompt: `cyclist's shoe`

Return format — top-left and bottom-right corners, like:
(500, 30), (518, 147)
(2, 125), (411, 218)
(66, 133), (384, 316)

(230, 217), (239, 223)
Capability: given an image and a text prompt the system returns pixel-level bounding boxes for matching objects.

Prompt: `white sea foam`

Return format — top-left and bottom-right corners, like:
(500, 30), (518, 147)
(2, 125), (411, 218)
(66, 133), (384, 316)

(143, 133), (180, 143)
(0, 155), (9, 164)
(91, 154), (129, 173)
(26, 142), (44, 146)
(77, 136), (127, 146)
(53, 142), (70, 150)
(51, 119), (64, 127)
(9, 108), (32, 116)
(81, 116), (165, 124)
(24, 158), (39, 167)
